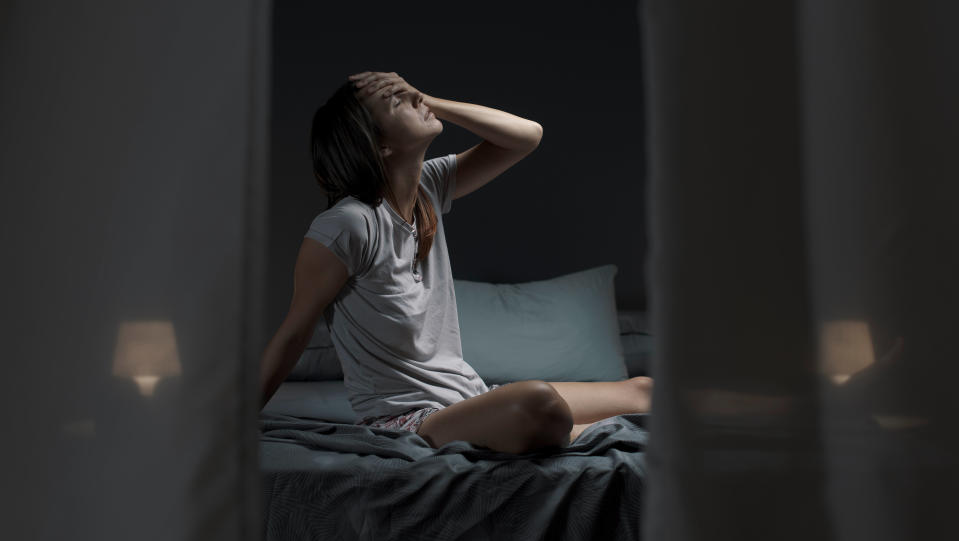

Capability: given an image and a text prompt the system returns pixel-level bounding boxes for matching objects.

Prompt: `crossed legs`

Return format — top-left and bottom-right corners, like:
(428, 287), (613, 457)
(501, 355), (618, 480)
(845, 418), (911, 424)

(416, 380), (574, 453)
(415, 377), (653, 453)
(547, 376), (654, 442)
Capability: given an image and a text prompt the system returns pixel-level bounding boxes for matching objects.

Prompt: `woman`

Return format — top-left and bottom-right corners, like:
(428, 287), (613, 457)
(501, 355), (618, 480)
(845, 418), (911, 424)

(259, 71), (653, 454)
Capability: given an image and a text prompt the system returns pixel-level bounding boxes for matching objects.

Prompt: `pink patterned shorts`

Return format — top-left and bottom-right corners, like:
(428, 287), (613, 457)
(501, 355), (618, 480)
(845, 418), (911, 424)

(356, 383), (504, 434)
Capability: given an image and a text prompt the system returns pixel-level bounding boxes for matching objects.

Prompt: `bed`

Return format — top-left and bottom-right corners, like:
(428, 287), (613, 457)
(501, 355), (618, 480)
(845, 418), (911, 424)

(260, 265), (653, 540)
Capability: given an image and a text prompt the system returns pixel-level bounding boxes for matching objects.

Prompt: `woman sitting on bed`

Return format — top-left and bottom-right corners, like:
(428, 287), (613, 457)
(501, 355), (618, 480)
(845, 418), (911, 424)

(259, 70), (653, 453)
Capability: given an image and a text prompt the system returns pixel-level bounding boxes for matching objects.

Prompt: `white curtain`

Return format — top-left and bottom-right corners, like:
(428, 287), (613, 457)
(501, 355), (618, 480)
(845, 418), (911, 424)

(1, 1), (270, 540)
(639, 1), (959, 539)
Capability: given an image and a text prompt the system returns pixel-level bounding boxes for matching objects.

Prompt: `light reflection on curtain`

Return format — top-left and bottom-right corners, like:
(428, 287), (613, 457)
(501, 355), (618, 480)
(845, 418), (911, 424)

(638, 1), (958, 539)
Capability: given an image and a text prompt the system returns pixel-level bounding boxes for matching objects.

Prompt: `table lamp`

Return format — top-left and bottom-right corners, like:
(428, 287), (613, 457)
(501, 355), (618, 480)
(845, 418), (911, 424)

(112, 320), (182, 397)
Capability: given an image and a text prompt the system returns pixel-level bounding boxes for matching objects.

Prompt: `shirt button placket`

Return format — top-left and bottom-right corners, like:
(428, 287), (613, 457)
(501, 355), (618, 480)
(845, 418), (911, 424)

(411, 228), (420, 279)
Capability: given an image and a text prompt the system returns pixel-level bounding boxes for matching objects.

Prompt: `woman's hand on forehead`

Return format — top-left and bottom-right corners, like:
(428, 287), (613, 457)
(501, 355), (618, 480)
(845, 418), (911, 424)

(348, 71), (423, 104)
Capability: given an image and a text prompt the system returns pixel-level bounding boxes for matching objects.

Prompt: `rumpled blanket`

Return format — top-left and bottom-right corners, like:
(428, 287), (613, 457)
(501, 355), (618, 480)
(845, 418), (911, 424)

(260, 412), (649, 541)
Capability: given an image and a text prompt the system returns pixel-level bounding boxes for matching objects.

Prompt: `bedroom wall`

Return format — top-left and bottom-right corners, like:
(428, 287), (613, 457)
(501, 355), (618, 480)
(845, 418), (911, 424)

(1, 1), (269, 540)
(266, 1), (648, 341)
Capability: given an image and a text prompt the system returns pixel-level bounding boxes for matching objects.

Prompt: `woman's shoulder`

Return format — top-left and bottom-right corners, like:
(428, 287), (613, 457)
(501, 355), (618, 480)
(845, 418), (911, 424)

(321, 195), (379, 221)
(420, 154), (456, 214)
(307, 196), (382, 241)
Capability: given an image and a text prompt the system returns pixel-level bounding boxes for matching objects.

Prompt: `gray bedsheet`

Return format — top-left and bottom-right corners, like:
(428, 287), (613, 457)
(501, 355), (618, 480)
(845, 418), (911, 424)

(260, 412), (649, 541)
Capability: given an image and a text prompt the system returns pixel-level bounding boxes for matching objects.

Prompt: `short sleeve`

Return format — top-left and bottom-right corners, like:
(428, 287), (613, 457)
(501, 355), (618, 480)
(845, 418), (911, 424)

(421, 153), (458, 215)
(303, 203), (373, 278)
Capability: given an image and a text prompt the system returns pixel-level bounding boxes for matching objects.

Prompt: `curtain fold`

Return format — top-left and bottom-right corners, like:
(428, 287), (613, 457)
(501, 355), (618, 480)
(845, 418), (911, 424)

(1, 2), (270, 539)
(639, 1), (959, 539)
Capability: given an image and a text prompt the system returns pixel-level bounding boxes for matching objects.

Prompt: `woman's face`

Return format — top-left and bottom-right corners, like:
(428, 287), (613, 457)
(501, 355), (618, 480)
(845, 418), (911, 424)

(356, 86), (442, 153)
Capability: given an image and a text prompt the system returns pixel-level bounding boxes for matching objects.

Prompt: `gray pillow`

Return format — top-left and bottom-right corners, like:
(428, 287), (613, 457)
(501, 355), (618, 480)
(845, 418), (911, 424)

(454, 264), (629, 384)
(618, 310), (652, 377)
(262, 380), (356, 422)
(286, 320), (342, 381)
(286, 265), (639, 382)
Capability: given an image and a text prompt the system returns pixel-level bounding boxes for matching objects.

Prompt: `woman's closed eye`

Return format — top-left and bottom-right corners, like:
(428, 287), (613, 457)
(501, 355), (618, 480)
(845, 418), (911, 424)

(390, 90), (408, 108)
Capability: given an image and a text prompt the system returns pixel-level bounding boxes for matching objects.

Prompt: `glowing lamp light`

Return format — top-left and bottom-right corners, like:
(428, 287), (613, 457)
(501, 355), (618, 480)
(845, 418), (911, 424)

(818, 319), (876, 386)
(112, 320), (182, 397)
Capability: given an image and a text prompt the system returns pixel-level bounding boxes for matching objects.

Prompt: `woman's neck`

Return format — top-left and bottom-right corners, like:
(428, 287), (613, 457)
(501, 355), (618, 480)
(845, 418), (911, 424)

(384, 151), (426, 223)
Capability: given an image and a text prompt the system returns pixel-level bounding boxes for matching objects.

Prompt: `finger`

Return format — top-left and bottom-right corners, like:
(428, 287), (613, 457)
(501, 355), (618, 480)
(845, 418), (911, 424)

(383, 83), (402, 99)
(353, 74), (378, 89)
(349, 73), (374, 88)
(366, 77), (396, 96)
(362, 79), (384, 96)
(387, 82), (410, 98)
(353, 72), (383, 88)
(369, 83), (395, 101)
(358, 75), (384, 92)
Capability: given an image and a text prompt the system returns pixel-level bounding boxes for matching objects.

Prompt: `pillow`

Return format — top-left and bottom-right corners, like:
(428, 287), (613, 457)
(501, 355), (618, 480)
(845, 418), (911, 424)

(454, 264), (628, 384)
(618, 310), (653, 377)
(285, 313), (652, 381)
(262, 380), (355, 423)
(285, 320), (342, 381)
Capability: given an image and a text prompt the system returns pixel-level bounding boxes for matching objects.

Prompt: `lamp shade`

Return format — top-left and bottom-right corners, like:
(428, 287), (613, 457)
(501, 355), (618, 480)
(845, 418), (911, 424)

(818, 319), (875, 385)
(112, 320), (182, 396)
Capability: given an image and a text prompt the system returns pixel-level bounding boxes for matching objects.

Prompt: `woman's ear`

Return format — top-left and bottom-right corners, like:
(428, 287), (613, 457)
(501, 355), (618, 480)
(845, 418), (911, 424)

(380, 146), (392, 158)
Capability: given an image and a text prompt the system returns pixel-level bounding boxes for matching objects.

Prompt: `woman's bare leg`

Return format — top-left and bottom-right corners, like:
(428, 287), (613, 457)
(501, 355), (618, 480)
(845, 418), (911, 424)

(416, 380), (574, 453)
(546, 376), (653, 442)
(570, 423), (596, 443)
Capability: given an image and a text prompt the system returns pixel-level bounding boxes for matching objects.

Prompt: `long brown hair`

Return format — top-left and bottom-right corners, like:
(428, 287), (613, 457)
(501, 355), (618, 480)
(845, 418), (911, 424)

(310, 80), (437, 263)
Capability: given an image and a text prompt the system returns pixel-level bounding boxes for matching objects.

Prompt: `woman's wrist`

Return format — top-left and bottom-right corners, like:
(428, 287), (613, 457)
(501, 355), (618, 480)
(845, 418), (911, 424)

(419, 95), (541, 151)
(421, 94), (442, 115)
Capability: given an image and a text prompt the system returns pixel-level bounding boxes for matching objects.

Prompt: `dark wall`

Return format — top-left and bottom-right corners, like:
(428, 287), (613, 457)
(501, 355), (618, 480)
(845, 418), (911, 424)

(267, 1), (647, 335)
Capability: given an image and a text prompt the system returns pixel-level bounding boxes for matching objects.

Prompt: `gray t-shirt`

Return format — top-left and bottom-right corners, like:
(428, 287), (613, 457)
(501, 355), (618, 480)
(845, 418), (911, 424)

(304, 153), (490, 422)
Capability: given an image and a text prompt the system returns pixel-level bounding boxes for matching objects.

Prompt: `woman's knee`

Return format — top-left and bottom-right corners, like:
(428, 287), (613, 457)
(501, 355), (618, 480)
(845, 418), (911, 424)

(518, 380), (574, 447)
(416, 379), (573, 452)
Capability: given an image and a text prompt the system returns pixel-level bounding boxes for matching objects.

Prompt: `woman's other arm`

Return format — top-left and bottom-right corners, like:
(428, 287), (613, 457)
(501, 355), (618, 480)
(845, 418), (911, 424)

(260, 238), (349, 410)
